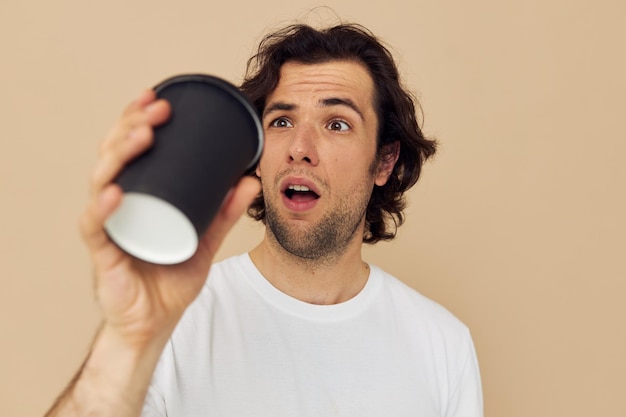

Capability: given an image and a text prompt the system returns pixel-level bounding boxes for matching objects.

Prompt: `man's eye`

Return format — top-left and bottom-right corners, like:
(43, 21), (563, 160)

(270, 117), (293, 128)
(327, 120), (350, 131)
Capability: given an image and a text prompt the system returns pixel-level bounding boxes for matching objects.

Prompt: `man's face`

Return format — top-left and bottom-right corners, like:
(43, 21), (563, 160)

(256, 60), (393, 262)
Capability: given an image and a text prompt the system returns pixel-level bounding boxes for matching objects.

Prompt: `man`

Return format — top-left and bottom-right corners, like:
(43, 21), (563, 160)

(46, 23), (482, 417)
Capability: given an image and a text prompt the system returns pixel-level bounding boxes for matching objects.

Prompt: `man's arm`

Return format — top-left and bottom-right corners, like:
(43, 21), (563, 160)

(44, 325), (167, 416)
(44, 90), (260, 417)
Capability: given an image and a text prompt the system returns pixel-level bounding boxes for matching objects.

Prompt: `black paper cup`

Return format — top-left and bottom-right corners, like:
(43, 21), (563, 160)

(104, 74), (263, 265)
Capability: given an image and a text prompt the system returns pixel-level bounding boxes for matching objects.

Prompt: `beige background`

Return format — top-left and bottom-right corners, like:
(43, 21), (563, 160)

(1, 0), (624, 416)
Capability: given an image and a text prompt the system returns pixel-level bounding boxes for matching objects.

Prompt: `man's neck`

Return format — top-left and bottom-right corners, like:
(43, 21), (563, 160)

(248, 236), (370, 305)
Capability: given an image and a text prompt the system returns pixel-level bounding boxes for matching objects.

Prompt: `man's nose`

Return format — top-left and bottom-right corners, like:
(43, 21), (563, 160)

(289, 124), (320, 165)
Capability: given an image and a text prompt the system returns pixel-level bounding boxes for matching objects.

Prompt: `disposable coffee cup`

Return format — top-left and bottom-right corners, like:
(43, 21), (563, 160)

(104, 74), (263, 265)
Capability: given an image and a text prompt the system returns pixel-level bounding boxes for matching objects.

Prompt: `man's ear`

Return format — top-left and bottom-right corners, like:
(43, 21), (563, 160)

(375, 141), (400, 186)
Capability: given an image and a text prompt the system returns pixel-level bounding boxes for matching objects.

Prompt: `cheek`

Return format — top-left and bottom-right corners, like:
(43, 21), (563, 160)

(256, 145), (274, 176)
(256, 153), (278, 183)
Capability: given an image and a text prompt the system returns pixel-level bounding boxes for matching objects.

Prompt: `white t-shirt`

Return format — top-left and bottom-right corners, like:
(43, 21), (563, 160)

(142, 254), (483, 417)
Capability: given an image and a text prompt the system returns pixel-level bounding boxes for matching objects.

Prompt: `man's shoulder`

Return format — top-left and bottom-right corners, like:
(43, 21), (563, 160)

(209, 253), (250, 276)
(181, 254), (251, 307)
(373, 265), (471, 337)
(205, 253), (256, 287)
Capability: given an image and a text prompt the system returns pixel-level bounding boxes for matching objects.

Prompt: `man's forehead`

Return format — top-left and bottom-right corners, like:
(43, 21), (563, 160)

(265, 60), (375, 110)
(276, 60), (372, 86)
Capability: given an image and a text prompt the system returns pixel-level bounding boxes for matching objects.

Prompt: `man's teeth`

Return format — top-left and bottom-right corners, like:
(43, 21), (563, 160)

(288, 185), (310, 192)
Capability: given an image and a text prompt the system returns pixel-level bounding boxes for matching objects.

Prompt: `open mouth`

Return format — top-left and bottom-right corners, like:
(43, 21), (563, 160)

(284, 184), (320, 202)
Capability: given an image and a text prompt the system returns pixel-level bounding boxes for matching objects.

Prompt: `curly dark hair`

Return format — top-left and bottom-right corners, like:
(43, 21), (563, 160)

(241, 23), (437, 244)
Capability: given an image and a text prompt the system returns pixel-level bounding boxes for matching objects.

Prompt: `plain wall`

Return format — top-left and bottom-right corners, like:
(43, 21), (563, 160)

(1, 1), (624, 416)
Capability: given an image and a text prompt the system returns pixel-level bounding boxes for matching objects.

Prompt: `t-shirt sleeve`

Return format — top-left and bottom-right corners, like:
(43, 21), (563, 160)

(140, 343), (168, 417)
(445, 334), (484, 417)
(141, 384), (166, 417)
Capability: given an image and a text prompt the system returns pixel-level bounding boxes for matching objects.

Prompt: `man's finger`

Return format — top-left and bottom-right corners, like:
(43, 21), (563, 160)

(197, 176), (261, 259)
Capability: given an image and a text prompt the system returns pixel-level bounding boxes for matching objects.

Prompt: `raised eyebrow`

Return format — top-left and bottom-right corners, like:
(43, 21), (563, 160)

(263, 102), (296, 119)
(320, 97), (364, 121)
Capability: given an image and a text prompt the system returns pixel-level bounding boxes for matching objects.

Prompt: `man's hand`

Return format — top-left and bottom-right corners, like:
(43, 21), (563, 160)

(45, 90), (260, 417)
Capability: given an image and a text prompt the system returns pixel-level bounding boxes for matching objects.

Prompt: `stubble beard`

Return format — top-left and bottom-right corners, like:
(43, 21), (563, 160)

(263, 174), (376, 266)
